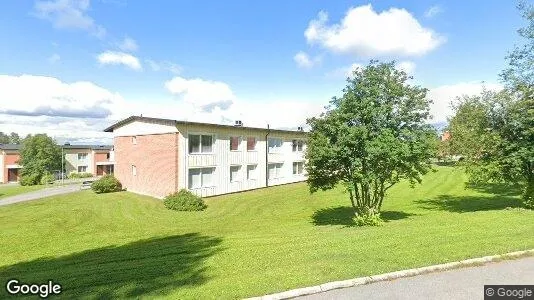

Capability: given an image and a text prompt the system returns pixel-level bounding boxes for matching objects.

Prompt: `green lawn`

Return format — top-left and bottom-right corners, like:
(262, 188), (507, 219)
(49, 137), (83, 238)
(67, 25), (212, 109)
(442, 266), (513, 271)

(0, 184), (45, 200)
(0, 166), (532, 299)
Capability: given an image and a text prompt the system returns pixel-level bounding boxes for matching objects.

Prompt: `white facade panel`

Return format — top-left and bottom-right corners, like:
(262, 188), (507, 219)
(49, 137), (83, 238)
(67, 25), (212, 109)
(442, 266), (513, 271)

(113, 120), (178, 137)
(176, 123), (307, 197)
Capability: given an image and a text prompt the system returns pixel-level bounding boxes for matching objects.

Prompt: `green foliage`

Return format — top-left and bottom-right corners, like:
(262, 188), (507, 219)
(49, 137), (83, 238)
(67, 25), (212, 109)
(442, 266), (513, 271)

(450, 3), (534, 209)
(353, 208), (383, 226)
(91, 175), (122, 194)
(19, 134), (62, 186)
(68, 172), (94, 179)
(40, 173), (55, 185)
(164, 189), (207, 211)
(19, 174), (40, 186)
(501, 1), (534, 91)
(0, 132), (21, 144)
(306, 60), (436, 222)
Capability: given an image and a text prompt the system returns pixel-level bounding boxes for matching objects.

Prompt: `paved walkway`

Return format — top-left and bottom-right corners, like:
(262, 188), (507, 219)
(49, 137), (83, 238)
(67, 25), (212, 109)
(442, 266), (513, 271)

(0, 184), (81, 206)
(299, 257), (534, 300)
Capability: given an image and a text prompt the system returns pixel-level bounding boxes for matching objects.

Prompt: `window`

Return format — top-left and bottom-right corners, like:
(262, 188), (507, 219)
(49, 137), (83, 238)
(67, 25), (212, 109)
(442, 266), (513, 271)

(132, 165), (137, 176)
(268, 138), (283, 153)
(230, 136), (240, 151)
(78, 166), (87, 173)
(230, 165), (241, 182)
(247, 164), (257, 180)
(188, 168), (215, 189)
(292, 140), (304, 152)
(247, 137), (256, 151)
(268, 163), (283, 179)
(293, 162), (304, 175)
(78, 153), (88, 160)
(132, 136), (137, 145)
(189, 134), (213, 154)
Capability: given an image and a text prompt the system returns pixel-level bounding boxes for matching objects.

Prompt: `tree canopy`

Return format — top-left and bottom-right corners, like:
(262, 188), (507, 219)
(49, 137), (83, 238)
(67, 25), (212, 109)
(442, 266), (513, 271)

(19, 134), (62, 186)
(306, 61), (437, 225)
(449, 2), (534, 208)
(0, 132), (21, 144)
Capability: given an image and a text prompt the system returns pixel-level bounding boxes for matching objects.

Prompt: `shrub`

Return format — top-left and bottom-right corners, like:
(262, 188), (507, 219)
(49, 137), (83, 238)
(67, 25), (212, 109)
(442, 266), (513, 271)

(91, 175), (122, 194)
(20, 174), (40, 186)
(68, 172), (93, 179)
(353, 209), (383, 227)
(40, 173), (55, 185)
(164, 189), (207, 211)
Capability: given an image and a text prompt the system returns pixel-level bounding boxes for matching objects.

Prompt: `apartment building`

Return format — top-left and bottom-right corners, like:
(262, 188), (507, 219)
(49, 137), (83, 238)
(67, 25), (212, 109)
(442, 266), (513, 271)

(104, 116), (307, 198)
(63, 144), (115, 176)
(0, 144), (22, 183)
(0, 144), (114, 183)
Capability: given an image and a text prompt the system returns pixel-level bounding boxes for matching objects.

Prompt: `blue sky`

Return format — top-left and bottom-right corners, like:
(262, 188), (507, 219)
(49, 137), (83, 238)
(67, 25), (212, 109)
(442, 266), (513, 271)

(0, 0), (528, 143)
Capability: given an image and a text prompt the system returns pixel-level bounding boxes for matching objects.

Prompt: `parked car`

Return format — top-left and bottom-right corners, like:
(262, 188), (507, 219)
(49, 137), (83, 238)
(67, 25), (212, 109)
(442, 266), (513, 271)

(81, 180), (94, 190)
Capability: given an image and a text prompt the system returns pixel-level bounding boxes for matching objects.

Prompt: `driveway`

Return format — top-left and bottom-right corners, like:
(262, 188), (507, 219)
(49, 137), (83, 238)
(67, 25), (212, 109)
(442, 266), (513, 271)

(0, 184), (81, 206)
(299, 257), (534, 300)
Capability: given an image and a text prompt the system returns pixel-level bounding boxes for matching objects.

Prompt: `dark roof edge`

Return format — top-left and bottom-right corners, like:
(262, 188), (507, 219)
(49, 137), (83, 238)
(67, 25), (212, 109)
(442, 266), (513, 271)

(103, 116), (307, 134)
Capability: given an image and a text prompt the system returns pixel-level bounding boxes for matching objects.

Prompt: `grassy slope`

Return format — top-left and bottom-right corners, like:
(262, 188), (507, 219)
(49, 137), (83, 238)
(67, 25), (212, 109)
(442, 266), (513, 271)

(0, 167), (532, 299)
(0, 184), (44, 200)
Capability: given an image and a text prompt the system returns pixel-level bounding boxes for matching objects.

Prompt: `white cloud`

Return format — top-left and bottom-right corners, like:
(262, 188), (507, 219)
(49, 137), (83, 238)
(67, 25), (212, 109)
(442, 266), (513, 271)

(424, 5), (443, 18)
(48, 53), (61, 64)
(118, 37), (138, 52)
(33, 0), (106, 38)
(0, 74), (124, 119)
(146, 59), (182, 74)
(396, 60), (416, 75)
(97, 51), (142, 70)
(293, 51), (321, 68)
(305, 4), (445, 57)
(164, 76), (236, 112)
(427, 82), (503, 123)
(0, 74), (324, 143)
(0, 74), (130, 143)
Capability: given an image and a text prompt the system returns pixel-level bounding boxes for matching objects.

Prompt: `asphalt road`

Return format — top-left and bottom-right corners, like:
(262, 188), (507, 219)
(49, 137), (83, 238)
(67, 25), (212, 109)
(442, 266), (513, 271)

(0, 184), (81, 206)
(299, 257), (534, 300)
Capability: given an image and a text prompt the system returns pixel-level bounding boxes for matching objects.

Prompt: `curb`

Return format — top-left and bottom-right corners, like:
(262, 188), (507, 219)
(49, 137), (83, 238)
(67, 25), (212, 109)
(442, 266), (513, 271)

(245, 249), (534, 300)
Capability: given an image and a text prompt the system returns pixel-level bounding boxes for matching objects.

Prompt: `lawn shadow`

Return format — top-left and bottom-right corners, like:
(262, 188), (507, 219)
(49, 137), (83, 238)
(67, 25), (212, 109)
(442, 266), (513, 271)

(0, 233), (222, 299)
(465, 182), (522, 197)
(311, 206), (415, 226)
(416, 194), (522, 213)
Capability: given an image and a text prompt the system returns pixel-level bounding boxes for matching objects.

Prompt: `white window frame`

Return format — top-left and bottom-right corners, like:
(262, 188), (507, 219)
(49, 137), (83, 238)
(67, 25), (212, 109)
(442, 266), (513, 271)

(246, 137), (257, 151)
(78, 165), (88, 173)
(247, 164), (257, 180)
(292, 140), (304, 152)
(230, 136), (241, 152)
(132, 136), (137, 145)
(132, 165), (137, 176)
(188, 167), (216, 189)
(293, 161), (304, 175)
(188, 133), (215, 154)
(78, 153), (88, 160)
(230, 165), (242, 182)
(268, 137), (283, 153)
(268, 163), (283, 179)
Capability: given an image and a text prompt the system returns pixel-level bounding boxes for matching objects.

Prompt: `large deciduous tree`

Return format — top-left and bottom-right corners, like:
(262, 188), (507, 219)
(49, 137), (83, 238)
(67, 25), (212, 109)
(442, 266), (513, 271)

(306, 61), (437, 225)
(450, 2), (533, 208)
(19, 134), (62, 186)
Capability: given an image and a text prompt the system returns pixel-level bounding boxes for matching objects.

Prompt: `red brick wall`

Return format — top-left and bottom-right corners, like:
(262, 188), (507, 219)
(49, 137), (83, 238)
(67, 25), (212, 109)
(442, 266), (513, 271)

(114, 133), (179, 198)
(94, 152), (108, 162)
(3, 153), (21, 183)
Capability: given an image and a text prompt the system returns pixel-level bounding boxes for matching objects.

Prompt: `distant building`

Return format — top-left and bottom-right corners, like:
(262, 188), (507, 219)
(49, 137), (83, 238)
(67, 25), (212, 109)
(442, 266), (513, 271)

(104, 116), (307, 198)
(0, 144), (114, 183)
(441, 131), (451, 142)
